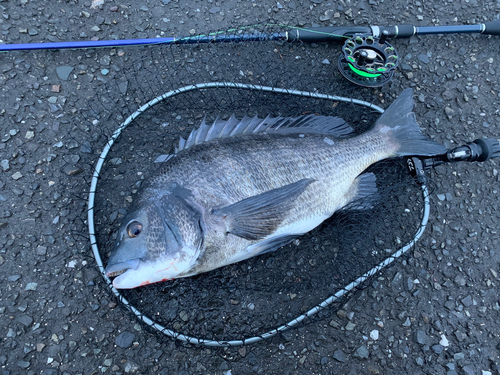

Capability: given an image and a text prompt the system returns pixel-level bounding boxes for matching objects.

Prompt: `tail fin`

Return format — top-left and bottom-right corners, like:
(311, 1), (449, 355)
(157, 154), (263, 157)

(375, 88), (447, 157)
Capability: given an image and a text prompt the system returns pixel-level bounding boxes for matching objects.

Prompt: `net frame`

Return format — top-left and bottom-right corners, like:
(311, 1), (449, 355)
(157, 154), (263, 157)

(87, 82), (430, 347)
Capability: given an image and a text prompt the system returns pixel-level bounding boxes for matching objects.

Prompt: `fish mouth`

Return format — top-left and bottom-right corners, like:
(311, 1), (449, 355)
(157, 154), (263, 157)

(105, 259), (140, 279)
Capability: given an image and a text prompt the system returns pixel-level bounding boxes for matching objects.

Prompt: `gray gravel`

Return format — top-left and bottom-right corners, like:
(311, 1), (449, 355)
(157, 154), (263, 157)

(1, 0), (500, 374)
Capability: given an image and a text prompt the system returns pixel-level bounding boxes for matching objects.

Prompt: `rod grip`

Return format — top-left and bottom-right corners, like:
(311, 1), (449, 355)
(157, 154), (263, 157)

(472, 138), (500, 161)
(286, 26), (372, 42)
(393, 24), (416, 38)
(483, 20), (500, 36)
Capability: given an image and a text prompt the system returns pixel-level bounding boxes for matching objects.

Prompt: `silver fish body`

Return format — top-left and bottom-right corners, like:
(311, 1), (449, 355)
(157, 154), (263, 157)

(105, 89), (446, 289)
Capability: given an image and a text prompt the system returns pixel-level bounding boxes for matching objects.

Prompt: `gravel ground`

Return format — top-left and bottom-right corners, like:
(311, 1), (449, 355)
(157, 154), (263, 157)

(1, 0), (500, 374)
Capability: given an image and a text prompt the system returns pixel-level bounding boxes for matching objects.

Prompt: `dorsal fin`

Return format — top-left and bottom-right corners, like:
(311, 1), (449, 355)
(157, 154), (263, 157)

(155, 114), (352, 162)
(177, 114), (352, 152)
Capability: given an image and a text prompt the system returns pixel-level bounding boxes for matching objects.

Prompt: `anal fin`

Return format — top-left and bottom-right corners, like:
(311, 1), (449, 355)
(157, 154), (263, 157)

(226, 234), (299, 265)
(246, 234), (299, 256)
(343, 172), (379, 210)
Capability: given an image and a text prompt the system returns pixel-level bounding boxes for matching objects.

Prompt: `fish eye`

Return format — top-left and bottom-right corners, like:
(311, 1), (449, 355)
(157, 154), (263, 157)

(127, 221), (143, 238)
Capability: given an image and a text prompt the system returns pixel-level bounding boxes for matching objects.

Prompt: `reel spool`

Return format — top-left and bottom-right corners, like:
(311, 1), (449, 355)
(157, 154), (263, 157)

(338, 31), (399, 87)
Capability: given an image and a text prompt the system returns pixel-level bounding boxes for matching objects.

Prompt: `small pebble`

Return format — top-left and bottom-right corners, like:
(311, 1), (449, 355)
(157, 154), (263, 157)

(125, 362), (139, 373)
(391, 271), (403, 288)
(115, 331), (135, 348)
(439, 334), (449, 347)
(12, 172), (23, 180)
(415, 330), (427, 345)
(56, 66), (74, 81)
(18, 315), (33, 327)
(25, 282), (38, 291)
(18, 361), (30, 369)
(332, 349), (346, 362)
(345, 322), (356, 330)
(461, 295), (473, 307)
(454, 275), (466, 286)
(418, 54), (430, 64)
(320, 9), (334, 21)
(432, 344), (444, 354)
(454, 352), (465, 360)
(353, 345), (369, 359)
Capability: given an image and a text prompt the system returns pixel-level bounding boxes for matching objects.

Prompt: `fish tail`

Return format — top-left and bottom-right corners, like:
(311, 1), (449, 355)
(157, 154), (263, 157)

(375, 88), (447, 157)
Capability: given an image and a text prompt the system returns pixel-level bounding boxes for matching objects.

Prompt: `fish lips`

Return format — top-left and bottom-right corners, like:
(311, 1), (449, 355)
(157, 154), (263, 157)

(105, 258), (141, 284)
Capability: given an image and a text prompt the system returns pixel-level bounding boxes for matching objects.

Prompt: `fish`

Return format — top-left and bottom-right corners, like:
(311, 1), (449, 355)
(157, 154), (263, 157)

(105, 88), (446, 289)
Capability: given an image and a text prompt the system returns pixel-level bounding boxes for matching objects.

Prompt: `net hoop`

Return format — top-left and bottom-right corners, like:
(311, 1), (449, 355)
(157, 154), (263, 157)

(87, 82), (429, 347)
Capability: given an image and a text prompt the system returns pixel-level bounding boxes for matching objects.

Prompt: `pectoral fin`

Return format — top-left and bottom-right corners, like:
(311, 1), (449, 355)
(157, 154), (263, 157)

(212, 178), (315, 240)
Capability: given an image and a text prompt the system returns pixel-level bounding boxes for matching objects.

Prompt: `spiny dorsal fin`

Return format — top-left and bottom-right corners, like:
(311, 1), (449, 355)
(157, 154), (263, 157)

(155, 114), (352, 162)
(178, 114), (352, 152)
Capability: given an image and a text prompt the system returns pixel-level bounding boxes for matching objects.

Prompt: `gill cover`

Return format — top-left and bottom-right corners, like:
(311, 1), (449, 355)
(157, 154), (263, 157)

(106, 183), (204, 289)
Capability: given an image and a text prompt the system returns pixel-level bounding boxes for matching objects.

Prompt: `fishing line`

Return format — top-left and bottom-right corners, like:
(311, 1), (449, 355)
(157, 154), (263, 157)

(87, 82), (431, 347)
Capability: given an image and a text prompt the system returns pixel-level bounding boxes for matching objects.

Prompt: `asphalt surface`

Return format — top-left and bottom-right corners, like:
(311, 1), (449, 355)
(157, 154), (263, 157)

(1, 1), (500, 374)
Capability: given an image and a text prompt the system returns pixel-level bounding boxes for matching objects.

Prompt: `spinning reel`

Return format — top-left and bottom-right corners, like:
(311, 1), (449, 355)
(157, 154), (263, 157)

(338, 31), (399, 87)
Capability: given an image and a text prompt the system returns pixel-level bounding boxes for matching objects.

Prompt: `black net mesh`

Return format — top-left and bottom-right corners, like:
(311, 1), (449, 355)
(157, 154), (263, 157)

(77, 24), (427, 344)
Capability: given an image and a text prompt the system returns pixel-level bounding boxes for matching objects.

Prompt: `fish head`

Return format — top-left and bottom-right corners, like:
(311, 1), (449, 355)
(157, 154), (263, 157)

(105, 194), (204, 289)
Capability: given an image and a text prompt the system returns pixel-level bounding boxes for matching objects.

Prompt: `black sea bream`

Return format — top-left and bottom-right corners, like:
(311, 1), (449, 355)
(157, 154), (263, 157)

(105, 88), (446, 289)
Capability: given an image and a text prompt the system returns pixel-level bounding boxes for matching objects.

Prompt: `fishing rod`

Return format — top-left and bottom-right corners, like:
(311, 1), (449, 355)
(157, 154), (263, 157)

(2, 20), (499, 51)
(2, 20), (499, 86)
